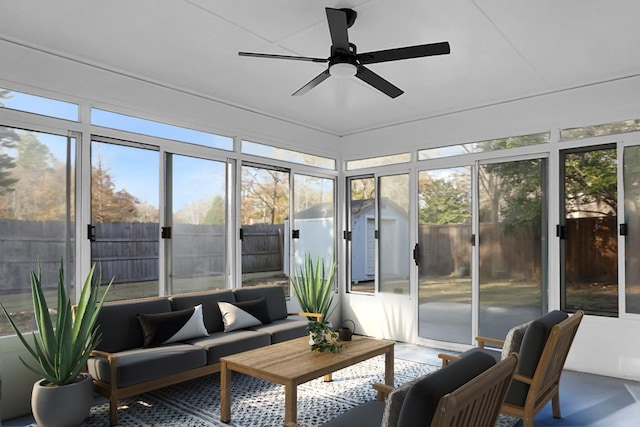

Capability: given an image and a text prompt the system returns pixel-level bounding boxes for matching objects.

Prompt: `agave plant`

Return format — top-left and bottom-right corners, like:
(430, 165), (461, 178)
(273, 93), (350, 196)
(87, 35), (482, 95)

(0, 262), (112, 386)
(290, 253), (336, 321)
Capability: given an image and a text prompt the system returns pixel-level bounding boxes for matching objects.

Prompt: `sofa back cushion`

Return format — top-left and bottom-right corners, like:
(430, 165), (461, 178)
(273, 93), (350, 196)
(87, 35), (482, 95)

(96, 297), (172, 353)
(233, 285), (288, 321)
(169, 290), (235, 333)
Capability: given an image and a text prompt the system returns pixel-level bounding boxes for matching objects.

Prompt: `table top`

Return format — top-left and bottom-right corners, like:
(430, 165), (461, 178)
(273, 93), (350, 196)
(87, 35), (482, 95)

(220, 335), (394, 385)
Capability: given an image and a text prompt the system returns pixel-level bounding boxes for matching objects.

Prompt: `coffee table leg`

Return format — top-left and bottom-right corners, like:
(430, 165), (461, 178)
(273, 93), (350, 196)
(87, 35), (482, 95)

(284, 382), (298, 425)
(385, 345), (394, 387)
(221, 362), (231, 423)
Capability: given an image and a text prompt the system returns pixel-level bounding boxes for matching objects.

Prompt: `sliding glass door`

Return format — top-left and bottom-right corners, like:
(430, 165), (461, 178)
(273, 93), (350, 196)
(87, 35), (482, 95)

(167, 154), (227, 294)
(240, 164), (290, 290)
(379, 173), (410, 294)
(478, 158), (546, 339)
(417, 167), (472, 343)
(90, 139), (159, 300)
(292, 173), (335, 281)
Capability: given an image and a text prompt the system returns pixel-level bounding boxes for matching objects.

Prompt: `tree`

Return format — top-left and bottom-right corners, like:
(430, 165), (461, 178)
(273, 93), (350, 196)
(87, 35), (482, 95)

(564, 149), (617, 216)
(482, 158), (544, 233)
(418, 175), (471, 224)
(203, 195), (225, 225)
(6, 131), (62, 220)
(0, 125), (18, 195)
(241, 167), (289, 225)
(91, 154), (141, 223)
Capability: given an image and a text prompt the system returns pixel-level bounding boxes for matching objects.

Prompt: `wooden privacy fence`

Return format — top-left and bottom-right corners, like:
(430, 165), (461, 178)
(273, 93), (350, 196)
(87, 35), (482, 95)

(0, 217), (618, 291)
(418, 223), (541, 280)
(418, 217), (617, 282)
(0, 220), (284, 291)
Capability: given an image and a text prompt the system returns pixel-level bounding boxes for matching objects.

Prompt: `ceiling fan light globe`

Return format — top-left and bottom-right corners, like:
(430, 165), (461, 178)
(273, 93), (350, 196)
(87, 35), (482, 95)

(329, 62), (357, 78)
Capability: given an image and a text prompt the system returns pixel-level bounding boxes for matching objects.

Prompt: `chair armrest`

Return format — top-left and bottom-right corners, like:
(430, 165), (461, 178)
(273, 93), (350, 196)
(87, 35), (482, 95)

(437, 352), (461, 367)
(288, 312), (323, 321)
(513, 373), (534, 385)
(476, 336), (505, 349)
(372, 382), (394, 400)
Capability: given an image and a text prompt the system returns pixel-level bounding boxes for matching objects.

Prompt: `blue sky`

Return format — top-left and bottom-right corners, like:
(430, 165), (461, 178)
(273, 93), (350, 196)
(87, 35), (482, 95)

(3, 89), (227, 211)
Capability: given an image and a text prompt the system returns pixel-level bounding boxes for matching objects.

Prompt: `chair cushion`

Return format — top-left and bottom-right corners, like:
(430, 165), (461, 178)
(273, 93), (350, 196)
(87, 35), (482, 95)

(396, 351), (496, 427)
(321, 400), (386, 427)
(505, 310), (568, 406)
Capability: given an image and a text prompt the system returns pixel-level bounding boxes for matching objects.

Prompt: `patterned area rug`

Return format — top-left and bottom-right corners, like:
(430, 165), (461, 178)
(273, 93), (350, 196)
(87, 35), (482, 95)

(46, 356), (519, 426)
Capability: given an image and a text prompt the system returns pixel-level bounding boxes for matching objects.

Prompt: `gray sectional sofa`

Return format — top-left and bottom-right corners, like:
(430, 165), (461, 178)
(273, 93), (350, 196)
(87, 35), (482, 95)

(86, 285), (319, 426)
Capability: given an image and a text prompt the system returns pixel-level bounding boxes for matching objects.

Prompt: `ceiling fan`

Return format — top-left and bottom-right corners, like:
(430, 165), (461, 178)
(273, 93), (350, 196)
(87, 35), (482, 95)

(238, 7), (450, 98)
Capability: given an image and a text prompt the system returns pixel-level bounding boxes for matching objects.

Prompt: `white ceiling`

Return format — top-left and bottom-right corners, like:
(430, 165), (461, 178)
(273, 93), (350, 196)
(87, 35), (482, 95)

(1, 0), (639, 137)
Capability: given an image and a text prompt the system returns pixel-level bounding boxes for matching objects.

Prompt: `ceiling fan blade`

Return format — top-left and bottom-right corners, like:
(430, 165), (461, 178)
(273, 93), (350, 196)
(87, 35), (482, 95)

(239, 52), (328, 63)
(292, 69), (331, 96)
(355, 66), (403, 98)
(357, 41), (450, 65)
(325, 8), (350, 51)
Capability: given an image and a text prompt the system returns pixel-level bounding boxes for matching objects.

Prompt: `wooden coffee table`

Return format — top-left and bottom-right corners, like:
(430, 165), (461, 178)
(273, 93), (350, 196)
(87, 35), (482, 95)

(220, 335), (395, 426)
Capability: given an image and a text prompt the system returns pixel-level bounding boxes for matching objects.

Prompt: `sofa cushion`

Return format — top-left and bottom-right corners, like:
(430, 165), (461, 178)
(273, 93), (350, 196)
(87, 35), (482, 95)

(249, 318), (308, 344)
(95, 297), (172, 353)
(233, 285), (288, 321)
(186, 329), (271, 364)
(506, 310), (568, 406)
(396, 351), (496, 427)
(137, 304), (208, 347)
(87, 343), (206, 388)
(169, 289), (235, 333)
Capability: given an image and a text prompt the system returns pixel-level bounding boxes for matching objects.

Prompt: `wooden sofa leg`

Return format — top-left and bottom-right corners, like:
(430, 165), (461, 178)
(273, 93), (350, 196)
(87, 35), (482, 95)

(109, 397), (118, 426)
(552, 392), (561, 418)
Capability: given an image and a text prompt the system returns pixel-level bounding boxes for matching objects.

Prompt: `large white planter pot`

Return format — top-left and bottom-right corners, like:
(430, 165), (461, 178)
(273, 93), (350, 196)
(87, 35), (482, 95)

(31, 373), (94, 427)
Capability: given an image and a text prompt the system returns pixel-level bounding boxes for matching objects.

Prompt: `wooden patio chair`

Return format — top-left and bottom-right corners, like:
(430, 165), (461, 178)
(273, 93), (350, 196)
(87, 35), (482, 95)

(295, 351), (518, 427)
(438, 310), (584, 427)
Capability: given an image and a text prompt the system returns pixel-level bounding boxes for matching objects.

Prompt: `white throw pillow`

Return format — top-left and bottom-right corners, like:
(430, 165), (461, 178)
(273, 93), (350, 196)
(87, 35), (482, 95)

(218, 301), (263, 332)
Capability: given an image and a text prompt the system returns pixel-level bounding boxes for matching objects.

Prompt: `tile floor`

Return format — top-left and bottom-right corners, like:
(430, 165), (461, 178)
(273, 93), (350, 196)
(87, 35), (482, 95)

(5, 342), (640, 426)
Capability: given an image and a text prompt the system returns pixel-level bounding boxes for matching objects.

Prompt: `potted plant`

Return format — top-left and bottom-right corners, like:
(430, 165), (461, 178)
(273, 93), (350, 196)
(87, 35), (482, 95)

(290, 253), (341, 352)
(307, 319), (343, 353)
(290, 253), (336, 322)
(0, 262), (112, 427)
